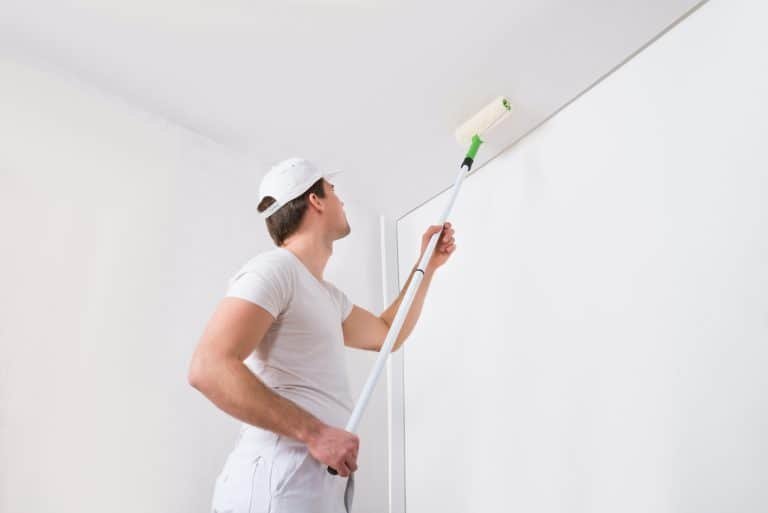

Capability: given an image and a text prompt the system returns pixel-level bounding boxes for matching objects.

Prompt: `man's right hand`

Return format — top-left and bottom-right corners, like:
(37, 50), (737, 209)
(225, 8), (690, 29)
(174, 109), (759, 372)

(306, 424), (359, 477)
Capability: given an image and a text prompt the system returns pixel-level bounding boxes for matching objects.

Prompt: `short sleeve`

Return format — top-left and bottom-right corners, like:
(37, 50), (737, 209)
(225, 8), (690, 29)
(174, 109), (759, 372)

(225, 258), (292, 319)
(327, 282), (354, 322)
(340, 290), (353, 321)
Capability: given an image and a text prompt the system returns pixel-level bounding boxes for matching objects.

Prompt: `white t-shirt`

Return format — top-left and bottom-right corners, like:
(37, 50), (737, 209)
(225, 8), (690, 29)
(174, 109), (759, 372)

(224, 246), (355, 432)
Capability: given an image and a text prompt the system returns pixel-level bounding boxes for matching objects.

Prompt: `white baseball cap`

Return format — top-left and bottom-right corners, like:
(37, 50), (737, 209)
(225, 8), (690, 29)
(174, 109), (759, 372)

(258, 157), (343, 219)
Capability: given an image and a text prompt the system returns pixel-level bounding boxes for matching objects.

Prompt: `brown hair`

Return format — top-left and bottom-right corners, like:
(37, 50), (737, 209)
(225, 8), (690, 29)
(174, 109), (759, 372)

(257, 178), (326, 246)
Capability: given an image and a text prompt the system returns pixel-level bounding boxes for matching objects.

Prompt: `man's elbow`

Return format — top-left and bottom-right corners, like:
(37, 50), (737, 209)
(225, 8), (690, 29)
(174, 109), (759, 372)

(187, 367), (204, 391)
(188, 353), (213, 391)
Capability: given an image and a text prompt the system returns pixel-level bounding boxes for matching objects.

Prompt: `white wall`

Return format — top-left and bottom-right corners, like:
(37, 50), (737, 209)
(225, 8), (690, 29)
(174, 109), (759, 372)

(0, 54), (387, 512)
(396, 1), (767, 512)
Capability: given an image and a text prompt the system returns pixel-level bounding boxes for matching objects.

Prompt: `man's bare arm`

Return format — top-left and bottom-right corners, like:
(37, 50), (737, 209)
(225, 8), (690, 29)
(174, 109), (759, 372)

(188, 296), (359, 476)
(190, 351), (324, 443)
(187, 297), (323, 442)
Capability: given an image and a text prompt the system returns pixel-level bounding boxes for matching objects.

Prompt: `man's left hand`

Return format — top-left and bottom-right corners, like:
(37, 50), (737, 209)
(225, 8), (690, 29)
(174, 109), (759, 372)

(418, 222), (456, 273)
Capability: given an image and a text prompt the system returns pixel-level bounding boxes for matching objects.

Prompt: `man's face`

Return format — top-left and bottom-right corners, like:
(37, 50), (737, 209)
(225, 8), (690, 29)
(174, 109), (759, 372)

(324, 179), (351, 239)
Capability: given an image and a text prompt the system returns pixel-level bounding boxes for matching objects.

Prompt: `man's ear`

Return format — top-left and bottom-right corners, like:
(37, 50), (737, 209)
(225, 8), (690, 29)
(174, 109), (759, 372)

(307, 192), (324, 212)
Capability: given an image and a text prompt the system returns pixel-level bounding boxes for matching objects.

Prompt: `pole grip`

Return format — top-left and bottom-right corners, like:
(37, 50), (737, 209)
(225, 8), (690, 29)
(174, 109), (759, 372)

(465, 134), (483, 161)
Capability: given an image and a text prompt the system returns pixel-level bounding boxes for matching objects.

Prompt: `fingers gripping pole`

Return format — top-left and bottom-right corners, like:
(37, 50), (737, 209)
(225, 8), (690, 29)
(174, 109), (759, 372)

(327, 157), (476, 475)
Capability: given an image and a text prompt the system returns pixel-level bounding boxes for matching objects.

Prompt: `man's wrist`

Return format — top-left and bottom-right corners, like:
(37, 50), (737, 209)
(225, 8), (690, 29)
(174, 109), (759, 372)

(297, 416), (326, 445)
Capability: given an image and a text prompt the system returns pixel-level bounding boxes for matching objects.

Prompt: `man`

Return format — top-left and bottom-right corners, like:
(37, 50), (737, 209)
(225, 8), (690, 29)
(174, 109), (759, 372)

(188, 157), (456, 513)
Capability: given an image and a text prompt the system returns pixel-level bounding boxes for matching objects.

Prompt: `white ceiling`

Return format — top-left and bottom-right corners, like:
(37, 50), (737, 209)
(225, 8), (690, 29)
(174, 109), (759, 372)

(1, 0), (704, 219)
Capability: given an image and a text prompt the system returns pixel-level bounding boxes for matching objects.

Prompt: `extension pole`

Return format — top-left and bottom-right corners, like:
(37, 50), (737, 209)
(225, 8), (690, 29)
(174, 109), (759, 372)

(327, 134), (485, 475)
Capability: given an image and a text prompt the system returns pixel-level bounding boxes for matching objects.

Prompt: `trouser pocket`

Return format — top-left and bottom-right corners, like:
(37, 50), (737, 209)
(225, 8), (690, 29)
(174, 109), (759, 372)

(211, 452), (266, 513)
(270, 435), (312, 497)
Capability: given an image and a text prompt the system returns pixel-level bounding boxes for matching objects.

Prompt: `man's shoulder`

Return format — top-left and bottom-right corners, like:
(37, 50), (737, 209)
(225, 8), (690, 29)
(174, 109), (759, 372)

(230, 248), (294, 282)
(246, 246), (289, 264)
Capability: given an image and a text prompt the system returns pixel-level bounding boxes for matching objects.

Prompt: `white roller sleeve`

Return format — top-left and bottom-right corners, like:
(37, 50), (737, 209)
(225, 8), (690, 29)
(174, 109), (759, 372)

(454, 96), (512, 146)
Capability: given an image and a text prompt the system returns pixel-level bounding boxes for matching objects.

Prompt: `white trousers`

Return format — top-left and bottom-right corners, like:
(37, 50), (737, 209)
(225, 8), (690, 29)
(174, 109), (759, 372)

(210, 427), (354, 513)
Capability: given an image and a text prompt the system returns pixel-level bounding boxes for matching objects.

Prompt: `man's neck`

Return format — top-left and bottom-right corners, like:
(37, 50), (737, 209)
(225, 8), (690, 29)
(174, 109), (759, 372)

(282, 236), (332, 282)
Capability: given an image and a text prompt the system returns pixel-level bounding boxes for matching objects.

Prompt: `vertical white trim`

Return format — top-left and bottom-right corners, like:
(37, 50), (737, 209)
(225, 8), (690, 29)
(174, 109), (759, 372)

(381, 215), (405, 513)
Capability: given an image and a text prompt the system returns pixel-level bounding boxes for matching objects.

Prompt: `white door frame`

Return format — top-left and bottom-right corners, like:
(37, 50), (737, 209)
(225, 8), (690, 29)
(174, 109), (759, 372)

(380, 215), (406, 513)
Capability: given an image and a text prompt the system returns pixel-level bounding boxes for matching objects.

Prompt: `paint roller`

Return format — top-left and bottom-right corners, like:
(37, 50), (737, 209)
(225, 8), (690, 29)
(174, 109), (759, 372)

(327, 96), (513, 475)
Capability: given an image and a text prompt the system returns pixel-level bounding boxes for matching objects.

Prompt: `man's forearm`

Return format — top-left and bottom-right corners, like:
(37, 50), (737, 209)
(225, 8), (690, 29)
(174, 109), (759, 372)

(193, 358), (324, 444)
(380, 263), (435, 351)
